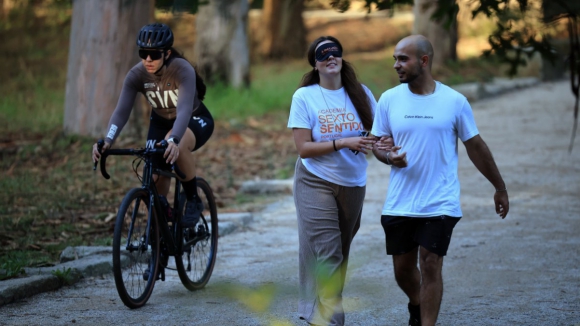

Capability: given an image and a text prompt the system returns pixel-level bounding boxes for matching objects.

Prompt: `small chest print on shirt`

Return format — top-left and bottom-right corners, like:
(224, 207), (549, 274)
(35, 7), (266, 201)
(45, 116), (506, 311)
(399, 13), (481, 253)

(404, 115), (434, 119)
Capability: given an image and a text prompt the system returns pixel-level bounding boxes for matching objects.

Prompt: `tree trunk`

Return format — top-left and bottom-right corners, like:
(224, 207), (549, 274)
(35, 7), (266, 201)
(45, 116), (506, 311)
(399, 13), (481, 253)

(260, 0), (306, 60)
(413, 0), (457, 69)
(63, 0), (153, 138)
(194, 0), (250, 88)
(1, 0), (14, 20)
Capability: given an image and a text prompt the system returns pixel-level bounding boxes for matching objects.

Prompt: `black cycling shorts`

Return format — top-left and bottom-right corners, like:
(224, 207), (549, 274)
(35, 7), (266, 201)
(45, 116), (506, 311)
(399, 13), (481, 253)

(146, 101), (214, 170)
(381, 215), (460, 256)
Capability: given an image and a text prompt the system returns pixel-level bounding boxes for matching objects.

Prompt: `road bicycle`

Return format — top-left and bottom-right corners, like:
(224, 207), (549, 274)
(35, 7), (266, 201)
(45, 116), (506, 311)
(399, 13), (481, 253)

(94, 140), (218, 309)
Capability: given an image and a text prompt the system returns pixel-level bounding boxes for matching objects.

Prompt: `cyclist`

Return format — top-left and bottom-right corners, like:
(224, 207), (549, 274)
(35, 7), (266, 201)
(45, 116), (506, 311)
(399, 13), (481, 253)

(92, 23), (213, 228)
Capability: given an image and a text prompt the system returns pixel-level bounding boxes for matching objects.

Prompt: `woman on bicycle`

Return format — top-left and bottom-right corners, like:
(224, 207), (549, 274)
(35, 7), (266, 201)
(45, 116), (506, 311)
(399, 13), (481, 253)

(287, 36), (378, 325)
(92, 23), (213, 228)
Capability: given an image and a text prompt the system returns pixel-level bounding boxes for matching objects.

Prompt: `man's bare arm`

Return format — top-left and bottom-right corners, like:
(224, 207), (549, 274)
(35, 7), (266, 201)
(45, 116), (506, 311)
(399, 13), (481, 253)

(463, 135), (509, 218)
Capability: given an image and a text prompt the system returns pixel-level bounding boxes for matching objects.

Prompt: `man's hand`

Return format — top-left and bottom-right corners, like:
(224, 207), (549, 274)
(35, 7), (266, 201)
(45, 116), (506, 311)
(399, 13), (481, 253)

(494, 190), (509, 219)
(389, 146), (408, 168)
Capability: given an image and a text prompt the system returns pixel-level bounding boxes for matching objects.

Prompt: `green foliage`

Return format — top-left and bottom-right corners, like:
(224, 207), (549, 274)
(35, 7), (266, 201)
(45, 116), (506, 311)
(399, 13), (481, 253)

(0, 259), (26, 281)
(0, 86), (65, 134)
(0, 130), (121, 267)
(428, 0), (460, 29)
(250, 0), (264, 9)
(0, 251), (53, 270)
(0, 1), (70, 134)
(204, 61), (309, 121)
(223, 260), (347, 325)
(472, 0), (529, 18)
(92, 237), (113, 247)
(51, 267), (73, 285)
(329, 0), (575, 78)
(483, 22), (556, 77)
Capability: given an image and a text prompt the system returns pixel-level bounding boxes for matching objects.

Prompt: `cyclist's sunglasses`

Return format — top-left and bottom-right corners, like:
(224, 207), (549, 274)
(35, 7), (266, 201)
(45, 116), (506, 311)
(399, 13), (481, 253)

(138, 49), (165, 60)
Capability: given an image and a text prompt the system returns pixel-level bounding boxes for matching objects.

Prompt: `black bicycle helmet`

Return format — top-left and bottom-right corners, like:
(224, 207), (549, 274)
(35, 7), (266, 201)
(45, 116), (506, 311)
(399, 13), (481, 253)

(136, 23), (174, 49)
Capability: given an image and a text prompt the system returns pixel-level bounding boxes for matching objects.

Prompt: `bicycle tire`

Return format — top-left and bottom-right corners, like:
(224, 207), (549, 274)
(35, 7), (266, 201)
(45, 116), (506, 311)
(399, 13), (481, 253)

(112, 188), (160, 308)
(175, 177), (218, 290)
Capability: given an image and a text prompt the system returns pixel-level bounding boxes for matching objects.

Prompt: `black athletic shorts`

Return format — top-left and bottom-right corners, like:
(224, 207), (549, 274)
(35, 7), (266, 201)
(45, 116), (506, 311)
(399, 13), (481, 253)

(381, 215), (460, 256)
(146, 101), (214, 170)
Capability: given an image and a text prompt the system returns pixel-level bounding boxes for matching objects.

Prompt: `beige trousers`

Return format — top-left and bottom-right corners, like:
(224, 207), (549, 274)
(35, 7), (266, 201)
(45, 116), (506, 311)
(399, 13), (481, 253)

(294, 159), (365, 326)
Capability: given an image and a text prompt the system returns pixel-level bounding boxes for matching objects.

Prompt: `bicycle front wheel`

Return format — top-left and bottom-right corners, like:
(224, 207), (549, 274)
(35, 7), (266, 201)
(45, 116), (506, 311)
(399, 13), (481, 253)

(176, 177), (218, 290)
(112, 188), (160, 309)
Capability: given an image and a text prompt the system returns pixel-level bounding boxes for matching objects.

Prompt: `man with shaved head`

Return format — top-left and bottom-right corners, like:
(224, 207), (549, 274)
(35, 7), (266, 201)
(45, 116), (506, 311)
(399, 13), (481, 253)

(371, 35), (509, 326)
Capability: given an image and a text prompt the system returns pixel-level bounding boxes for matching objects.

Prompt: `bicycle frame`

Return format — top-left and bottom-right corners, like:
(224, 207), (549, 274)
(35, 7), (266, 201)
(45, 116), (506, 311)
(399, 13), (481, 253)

(99, 141), (219, 307)
(142, 160), (181, 258)
(98, 146), (207, 258)
(100, 147), (182, 256)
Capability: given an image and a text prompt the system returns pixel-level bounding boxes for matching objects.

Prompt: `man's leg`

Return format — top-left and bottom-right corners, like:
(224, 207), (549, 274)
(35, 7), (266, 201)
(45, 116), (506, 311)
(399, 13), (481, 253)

(383, 215), (422, 325)
(418, 246), (444, 326)
(392, 248), (421, 306)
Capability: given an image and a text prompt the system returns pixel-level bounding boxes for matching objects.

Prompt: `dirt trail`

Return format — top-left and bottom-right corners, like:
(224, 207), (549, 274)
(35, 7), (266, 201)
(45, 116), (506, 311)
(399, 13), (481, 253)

(1, 80), (579, 325)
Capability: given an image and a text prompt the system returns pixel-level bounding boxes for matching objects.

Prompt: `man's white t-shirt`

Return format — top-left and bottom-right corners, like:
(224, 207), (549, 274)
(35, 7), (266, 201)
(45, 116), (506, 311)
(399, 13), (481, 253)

(371, 82), (479, 217)
(288, 84), (377, 187)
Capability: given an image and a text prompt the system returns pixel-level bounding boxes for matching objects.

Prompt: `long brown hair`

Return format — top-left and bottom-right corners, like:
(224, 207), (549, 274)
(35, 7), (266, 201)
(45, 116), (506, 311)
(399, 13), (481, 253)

(298, 36), (373, 130)
(163, 47), (207, 101)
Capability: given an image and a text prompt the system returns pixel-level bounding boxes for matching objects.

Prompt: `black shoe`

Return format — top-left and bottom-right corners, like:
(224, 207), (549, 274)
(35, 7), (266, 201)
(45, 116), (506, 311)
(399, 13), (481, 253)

(182, 196), (203, 228)
(408, 302), (421, 326)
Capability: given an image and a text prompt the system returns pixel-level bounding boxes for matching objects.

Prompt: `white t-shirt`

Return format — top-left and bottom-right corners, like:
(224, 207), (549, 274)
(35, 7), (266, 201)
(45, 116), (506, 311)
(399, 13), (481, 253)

(371, 82), (479, 217)
(288, 84), (377, 187)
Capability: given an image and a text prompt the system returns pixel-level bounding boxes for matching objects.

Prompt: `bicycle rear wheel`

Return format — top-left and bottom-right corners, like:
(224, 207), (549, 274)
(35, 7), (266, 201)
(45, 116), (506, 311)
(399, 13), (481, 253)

(112, 188), (160, 308)
(175, 177), (218, 290)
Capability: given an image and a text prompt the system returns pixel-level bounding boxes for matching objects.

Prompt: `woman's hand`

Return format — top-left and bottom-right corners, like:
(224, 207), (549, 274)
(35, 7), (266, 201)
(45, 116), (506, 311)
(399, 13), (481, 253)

(92, 141), (110, 163)
(336, 135), (377, 155)
(374, 136), (394, 151)
(163, 141), (180, 164)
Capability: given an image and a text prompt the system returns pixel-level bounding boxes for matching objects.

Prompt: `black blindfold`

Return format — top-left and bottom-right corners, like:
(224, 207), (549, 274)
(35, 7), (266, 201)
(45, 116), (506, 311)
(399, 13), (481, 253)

(315, 43), (342, 62)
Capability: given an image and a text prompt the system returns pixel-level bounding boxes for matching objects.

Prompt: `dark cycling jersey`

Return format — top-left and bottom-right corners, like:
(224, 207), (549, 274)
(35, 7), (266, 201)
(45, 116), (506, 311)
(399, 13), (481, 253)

(105, 56), (201, 144)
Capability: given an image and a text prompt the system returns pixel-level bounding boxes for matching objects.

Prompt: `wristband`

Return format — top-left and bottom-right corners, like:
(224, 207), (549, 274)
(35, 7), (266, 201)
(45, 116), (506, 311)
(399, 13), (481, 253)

(495, 188), (507, 192)
(168, 137), (179, 145)
(385, 151), (392, 165)
(333, 139), (338, 151)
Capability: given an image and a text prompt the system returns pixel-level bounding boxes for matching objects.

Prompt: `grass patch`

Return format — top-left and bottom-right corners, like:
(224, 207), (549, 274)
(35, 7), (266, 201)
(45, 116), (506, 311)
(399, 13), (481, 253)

(51, 267), (74, 285)
(205, 60), (312, 121)
(0, 257), (27, 281)
(0, 86), (65, 134)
